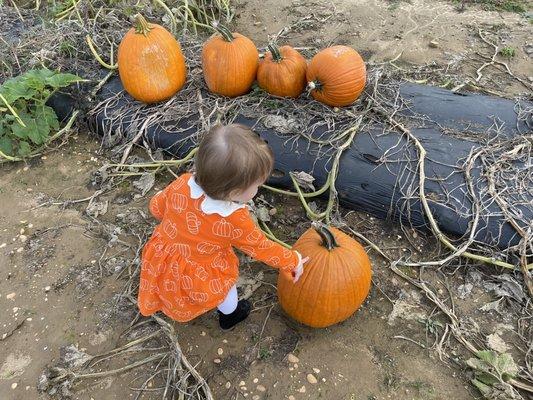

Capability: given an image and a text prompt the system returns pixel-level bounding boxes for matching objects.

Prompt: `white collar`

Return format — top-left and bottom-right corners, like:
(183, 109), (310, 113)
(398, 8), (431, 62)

(187, 175), (246, 217)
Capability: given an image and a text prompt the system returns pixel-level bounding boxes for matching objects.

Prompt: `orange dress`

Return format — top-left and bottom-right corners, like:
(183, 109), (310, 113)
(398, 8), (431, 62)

(138, 173), (300, 322)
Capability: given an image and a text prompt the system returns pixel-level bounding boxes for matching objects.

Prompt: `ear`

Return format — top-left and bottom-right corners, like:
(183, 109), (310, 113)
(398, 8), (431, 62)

(227, 188), (242, 201)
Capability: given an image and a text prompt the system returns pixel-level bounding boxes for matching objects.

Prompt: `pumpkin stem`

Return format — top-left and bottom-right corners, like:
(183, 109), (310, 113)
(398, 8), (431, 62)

(267, 42), (283, 62)
(313, 223), (339, 250)
(212, 21), (234, 42)
(134, 14), (152, 36)
(307, 80), (322, 92)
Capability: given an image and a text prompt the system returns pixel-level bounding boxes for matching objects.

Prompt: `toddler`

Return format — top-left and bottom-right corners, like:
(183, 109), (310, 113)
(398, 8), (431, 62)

(138, 124), (308, 330)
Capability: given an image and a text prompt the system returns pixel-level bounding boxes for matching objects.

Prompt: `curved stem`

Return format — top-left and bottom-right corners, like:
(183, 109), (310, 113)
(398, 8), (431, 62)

(259, 220), (292, 249)
(86, 35), (118, 70)
(312, 222), (339, 250)
(267, 42), (283, 62)
(212, 22), (234, 41)
(134, 13), (152, 36)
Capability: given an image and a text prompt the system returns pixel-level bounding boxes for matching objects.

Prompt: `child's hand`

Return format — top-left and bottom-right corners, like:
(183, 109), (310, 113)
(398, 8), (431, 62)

(292, 256), (309, 283)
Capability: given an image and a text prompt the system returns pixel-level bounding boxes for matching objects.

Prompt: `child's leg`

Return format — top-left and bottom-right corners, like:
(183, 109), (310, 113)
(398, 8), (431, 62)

(217, 285), (238, 314)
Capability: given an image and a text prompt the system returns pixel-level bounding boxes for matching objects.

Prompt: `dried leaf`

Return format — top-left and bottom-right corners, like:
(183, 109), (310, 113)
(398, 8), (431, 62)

(255, 206), (271, 222)
(133, 173), (155, 196)
(86, 200), (108, 217)
(486, 333), (510, 354)
(292, 171), (316, 191)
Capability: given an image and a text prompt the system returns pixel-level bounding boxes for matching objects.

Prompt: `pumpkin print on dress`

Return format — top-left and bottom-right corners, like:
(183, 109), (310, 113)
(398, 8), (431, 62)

(186, 212), (201, 234)
(138, 173), (302, 323)
(213, 219), (234, 238)
(163, 220), (178, 239)
(181, 275), (193, 290)
(197, 241), (221, 254)
(164, 279), (178, 292)
(171, 193), (188, 213)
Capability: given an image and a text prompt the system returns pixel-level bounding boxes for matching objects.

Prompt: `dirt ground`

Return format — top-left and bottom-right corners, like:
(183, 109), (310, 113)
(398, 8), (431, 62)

(1, 0), (532, 399)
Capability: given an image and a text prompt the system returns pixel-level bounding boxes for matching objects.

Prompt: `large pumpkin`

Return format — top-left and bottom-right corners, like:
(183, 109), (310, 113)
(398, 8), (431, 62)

(306, 45), (366, 107)
(118, 14), (186, 103)
(257, 43), (307, 98)
(202, 24), (258, 97)
(277, 225), (372, 328)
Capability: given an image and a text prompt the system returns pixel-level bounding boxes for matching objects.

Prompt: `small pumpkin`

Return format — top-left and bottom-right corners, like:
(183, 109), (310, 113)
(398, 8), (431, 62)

(277, 224), (372, 328)
(306, 45), (366, 107)
(202, 23), (259, 97)
(257, 43), (307, 98)
(118, 14), (187, 103)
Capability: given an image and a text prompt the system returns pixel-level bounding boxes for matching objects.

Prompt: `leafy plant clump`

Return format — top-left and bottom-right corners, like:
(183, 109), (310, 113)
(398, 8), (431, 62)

(466, 350), (522, 399)
(0, 68), (83, 160)
(499, 46), (516, 58)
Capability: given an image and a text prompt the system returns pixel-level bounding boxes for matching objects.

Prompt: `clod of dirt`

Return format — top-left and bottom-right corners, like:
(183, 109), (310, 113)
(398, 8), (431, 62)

(0, 353), (32, 379)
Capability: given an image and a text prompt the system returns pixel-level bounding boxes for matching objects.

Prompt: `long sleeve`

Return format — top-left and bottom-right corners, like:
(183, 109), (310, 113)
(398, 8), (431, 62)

(149, 189), (168, 221)
(229, 209), (300, 279)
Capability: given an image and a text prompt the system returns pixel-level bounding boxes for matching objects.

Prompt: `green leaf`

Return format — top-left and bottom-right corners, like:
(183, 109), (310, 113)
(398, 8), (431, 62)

(476, 350), (498, 366)
(23, 69), (54, 92)
(45, 72), (83, 89)
(0, 136), (14, 156)
(0, 77), (36, 103)
(494, 353), (518, 381)
(17, 141), (31, 156)
(40, 105), (59, 131)
(471, 379), (491, 396)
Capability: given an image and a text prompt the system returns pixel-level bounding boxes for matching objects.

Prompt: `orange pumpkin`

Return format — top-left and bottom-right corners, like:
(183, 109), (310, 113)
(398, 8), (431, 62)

(257, 43), (307, 98)
(118, 14), (187, 103)
(202, 23), (258, 97)
(306, 45), (366, 107)
(277, 225), (372, 328)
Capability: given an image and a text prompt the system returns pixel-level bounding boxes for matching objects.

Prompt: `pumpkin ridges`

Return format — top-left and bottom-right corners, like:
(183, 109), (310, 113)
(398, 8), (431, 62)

(278, 226), (372, 328)
(118, 16), (186, 103)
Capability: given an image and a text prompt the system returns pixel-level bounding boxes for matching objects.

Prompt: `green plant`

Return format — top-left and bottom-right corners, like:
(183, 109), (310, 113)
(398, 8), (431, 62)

(258, 347), (272, 359)
(499, 46), (516, 58)
(467, 350), (520, 399)
(0, 68), (82, 160)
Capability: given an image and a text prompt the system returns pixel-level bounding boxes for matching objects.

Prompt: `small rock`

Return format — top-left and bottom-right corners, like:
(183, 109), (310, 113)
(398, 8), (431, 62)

(257, 384), (266, 392)
(252, 396), (260, 400)
(313, 368), (320, 374)
(44, 286), (51, 293)
(223, 339), (228, 343)
(269, 208), (277, 216)
(213, 358), (221, 364)
(429, 40), (439, 48)
(19, 235), (27, 243)
(11, 382), (17, 389)
(200, 331), (206, 336)
(0, 243), (6, 248)
(288, 396), (296, 400)
(225, 382), (231, 389)
(217, 348), (224, 355)
(298, 385), (306, 393)
(239, 381), (246, 387)
(307, 374), (318, 384)
(242, 386), (248, 391)
(6, 292), (16, 300)
(16, 247), (23, 253)
(287, 353), (299, 364)
(294, 363), (298, 369)
(253, 378), (259, 383)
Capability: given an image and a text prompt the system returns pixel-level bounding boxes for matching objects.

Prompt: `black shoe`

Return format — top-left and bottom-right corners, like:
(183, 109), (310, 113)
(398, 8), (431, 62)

(218, 300), (251, 330)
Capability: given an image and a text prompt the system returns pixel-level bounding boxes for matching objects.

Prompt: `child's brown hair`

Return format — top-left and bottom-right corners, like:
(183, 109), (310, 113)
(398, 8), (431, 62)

(195, 124), (274, 200)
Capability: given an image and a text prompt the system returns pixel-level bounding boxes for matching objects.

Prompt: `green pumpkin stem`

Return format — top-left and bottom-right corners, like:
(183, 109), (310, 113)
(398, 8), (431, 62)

(134, 14), (152, 36)
(314, 224), (339, 251)
(213, 22), (234, 42)
(267, 42), (283, 62)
